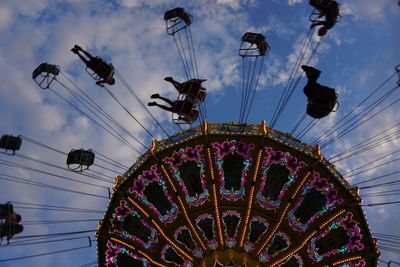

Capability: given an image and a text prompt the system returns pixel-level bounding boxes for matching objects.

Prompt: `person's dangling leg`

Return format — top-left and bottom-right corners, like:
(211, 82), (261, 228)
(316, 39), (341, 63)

(148, 102), (173, 112)
(303, 82), (316, 99)
(164, 77), (184, 94)
(75, 52), (91, 65)
(301, 65), (321, 99)
(79, 48), (95, 61)
(150, 94), (174, 106)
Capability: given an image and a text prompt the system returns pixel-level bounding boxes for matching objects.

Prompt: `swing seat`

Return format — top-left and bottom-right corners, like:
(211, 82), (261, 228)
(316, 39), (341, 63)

(176, 99), (195, 115)
(0, 135), (22, 155)
(309, 8), (341, 23)
(67, 149), (95, 172)
(86, 59), (114, 84)
(183, 79), (207, 102)
(307, 86), (338, 119)
(172, 97), (199, 124)
(32, 63), (60, 89)
(173, 107), (199, 124)
(164, 7), (192, 35)
(239, 32), (270, 57)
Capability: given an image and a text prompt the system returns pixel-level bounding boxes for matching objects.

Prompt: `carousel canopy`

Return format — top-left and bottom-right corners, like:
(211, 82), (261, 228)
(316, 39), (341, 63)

(96, 121), (379, 267)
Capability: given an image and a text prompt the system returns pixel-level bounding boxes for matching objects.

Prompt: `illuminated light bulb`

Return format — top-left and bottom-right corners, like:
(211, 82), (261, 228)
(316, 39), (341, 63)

(269, 231), (316, 266)
(177, 196), (207, 250)
(332, 256), (362, 266)
(160, 164), (177, 193)
(151, 222), (193, 261)
(127, 197), (149, 217)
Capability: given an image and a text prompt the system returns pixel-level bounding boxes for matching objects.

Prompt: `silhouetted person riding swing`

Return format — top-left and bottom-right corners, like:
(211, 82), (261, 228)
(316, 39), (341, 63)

(0, 202), (21, 224)
(71, 45), (115, 87)
(164, 77), (207, 102)
(0, 202), (23, 244)
(309, 0), (340, 36)
(301, 65), (338, 119)
(0, 223), (24, 244)
(148, 94), (198, 123)
(148, 76), (206, 123)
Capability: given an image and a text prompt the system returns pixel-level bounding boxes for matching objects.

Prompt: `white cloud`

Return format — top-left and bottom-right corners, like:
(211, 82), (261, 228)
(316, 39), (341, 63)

(216, 0), (241, 9)
(0, 4), (14, 32)
(288, 0), (304, 6)
(342, 0), (396, 20)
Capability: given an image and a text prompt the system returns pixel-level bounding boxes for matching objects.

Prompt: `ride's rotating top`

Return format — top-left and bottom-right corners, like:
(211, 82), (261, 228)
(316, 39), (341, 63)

(96, 121), (379, 267)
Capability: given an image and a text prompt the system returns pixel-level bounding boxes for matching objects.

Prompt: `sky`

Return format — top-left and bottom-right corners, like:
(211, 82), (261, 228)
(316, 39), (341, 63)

(0, 0), (399, 266)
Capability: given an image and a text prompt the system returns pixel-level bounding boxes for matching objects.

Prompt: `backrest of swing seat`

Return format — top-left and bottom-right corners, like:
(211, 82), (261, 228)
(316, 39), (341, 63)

(164, 7), (191, 24)
(241, 32), (268, 56)
(313, 0), (331, 9)
(32, 63), (59, 79)
(242, 32), (264, 44)
(81, 150), (95, 165)
(196, 88), (206, 102)
(32, 63), (46, 79)
(257, 43), (268, 56)
(164, 7), (184, 20)
(189, 108), (199, 120)
(67, 149), (95, 166)
(0, 135), (22, 151)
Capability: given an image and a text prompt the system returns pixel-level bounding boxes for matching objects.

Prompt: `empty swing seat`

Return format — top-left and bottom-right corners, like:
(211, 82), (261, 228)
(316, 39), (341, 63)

(0, 135), (22, 154)
(240, 32), (270, 57)
(67, 149), (95, 171)
(32, 63), (60, 89)
(164, 7), (192, 35)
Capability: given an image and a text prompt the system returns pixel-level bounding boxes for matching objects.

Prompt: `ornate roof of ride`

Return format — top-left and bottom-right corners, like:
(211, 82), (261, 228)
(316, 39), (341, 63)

(96, 121), (380, 267)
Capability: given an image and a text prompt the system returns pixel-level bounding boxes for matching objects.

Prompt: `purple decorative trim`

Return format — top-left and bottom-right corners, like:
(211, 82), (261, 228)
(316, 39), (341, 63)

(338, 260), (366, 267)
(110, 200), (158, 249)
(260, 232), (291, 262)
(174, 225), (203, 258)
(195, 214), (218, 249)
(288, 172), (344, 231)
(161, 245), (192, 267)
(281, 254), (303, 267)
(244, 216), (269, 252)
(308, 212), (364, 262)
(128, 165), (178, 223)
(212, 140), (255, 200)
(256, 147), (305, 210)
(105, 241), (150, 267)
(164, 145), (209, 206)
(221, 210), (241, 248)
